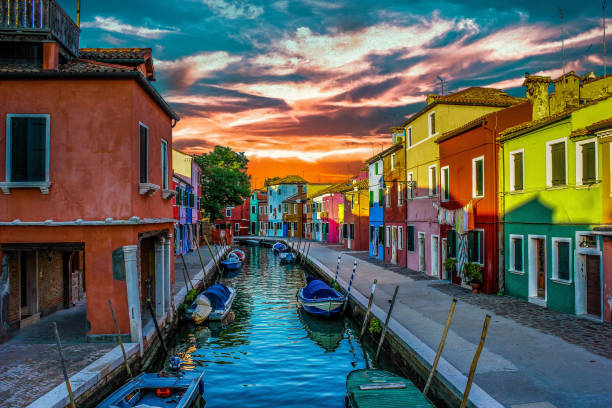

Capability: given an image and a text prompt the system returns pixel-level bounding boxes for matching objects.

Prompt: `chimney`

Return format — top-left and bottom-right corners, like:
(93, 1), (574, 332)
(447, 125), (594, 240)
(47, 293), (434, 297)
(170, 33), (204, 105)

(298, 184), (303, 195)
(426, 94), (439, 105)
(42, 42), (59, 71)
(523, 73), (551, 120)
(551, 72), (580, 113)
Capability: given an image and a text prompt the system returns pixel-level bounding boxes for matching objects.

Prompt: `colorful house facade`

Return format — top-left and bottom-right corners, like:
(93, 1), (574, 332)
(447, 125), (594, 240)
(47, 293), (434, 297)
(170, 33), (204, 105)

(0, 4), (178, 343)
(341, 170), (370, 251)
(367, 154), (385, 260)
(435, 102), (531, 293)
(402, 87), (525, 277)
(172, 149), (202, 255)
(500, 73), (612, 320)
(382, 139), (406, 266)
(283, 191), (305, 237)
(266, 175), (307, 237)
(257, 195), (268, 236)
(249, 189), (266, 235)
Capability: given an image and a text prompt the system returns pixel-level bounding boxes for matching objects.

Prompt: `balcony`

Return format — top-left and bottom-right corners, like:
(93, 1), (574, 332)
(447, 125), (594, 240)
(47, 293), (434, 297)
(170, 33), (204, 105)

(0, 0), (80, 56)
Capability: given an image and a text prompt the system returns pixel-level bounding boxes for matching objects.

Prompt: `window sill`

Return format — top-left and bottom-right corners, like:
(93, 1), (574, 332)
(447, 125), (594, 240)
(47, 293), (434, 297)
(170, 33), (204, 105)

(508, 189), (524, 195)
(546, 185), (567, 191)
(0, 181), (51, 194)
(551, 278), (572, 286)
(161, 189), (176, 200)
(139, 183), (160, 196)
(508, 269), (525, 276)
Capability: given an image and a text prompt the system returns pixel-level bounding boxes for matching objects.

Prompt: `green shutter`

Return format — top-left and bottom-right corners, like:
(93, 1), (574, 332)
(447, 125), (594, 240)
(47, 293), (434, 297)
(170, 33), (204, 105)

(447, 230), (456, 258)
(582, 142), (596, 184)
(557, 241), (570, 280)
(443, 168), (449, 200)
(370, 226), (375, 241)
(378, 226), (384, 244)
(369, 190), (374, 207)
(513, 238), (523, 271)
(551, 142), (566, 186)
(379, 189), (383, 204)
(375, 162), (379, 175)
(475, 159), (484, 196)
(514, 152), (524, 190)
(407, 226), (415, 251)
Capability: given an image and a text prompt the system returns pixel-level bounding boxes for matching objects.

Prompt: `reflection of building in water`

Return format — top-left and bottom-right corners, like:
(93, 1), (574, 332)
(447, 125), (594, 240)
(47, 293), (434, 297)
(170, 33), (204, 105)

(298, 307), (345, 352)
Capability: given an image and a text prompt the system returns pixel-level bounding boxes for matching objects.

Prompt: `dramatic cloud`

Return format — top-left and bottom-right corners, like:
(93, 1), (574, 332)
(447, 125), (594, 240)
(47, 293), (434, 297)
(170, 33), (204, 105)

(81, 16), (178, 38)
(201, 0), (263, 19)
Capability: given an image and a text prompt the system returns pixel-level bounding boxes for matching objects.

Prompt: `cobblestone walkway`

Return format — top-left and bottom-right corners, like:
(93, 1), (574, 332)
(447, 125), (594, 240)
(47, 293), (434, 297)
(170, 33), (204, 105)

(433, 283), (612, 359)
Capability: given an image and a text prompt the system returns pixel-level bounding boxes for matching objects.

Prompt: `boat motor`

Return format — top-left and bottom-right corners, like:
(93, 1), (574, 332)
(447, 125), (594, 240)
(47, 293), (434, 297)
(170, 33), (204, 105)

(169, 356), (182, 374)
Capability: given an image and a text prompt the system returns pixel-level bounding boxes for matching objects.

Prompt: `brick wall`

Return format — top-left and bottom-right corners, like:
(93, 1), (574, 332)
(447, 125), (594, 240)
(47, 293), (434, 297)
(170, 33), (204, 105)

(8, 252), (19, 324)
(38, 250), (64, 314)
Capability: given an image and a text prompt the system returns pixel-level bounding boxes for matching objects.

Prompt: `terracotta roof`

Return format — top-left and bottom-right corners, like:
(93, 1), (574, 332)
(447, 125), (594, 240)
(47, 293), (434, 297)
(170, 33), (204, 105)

(553, 71), (579, 83)
(256, 193), (267, 200)
(570, 117), (612, 138)
(339, 178), (369, 192)
(79, 48), (151, 60)
(283, 192), (307, 202)
(365, 142), (403, 164)
(523, 74), (551, 84)
(308, 183), (348, 197)
(401, 87), (525, 128)
(61, 59), (139, 73)
(267, 175), (308, 185)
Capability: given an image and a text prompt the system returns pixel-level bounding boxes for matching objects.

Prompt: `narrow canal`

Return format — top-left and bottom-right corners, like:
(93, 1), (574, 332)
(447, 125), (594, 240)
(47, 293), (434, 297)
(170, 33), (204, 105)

(168, 246), (399, 407)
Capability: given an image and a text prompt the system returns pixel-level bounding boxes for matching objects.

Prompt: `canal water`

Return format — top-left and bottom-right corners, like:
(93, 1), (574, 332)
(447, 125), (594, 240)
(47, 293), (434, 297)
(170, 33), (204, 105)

(168, 246), (397, 408)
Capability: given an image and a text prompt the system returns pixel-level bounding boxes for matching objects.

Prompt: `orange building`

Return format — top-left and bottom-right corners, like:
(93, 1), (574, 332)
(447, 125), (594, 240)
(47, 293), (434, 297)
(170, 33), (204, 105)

(0, 1), (179, 346)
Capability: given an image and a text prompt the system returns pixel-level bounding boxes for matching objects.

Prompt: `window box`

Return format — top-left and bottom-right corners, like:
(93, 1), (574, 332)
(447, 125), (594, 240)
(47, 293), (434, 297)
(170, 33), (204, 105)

(0, 181), (52, 194)
(139, 182), (160, 196)
(161, 188), (177, 200)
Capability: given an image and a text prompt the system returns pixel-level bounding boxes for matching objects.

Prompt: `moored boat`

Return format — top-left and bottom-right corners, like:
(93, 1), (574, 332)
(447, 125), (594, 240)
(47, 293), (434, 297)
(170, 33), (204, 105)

(220, 254), (242, 270)
(272, 242), (287, 254)
(279, 251), (296, 263)
(229, 248), (246, 261)
(297, 278), (344, 317)
(97, 358), (205, 408)
(244, 239), (260, 246)
(345, 369), (432, 408)
(188, 284), (236, 323)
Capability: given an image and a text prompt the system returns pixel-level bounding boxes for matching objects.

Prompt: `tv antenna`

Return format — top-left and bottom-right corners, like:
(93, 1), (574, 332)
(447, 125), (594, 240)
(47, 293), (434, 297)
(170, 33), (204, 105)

(560, 8), (565, 75)
(604, 0), (608, 88)
(437, 76), (446, 96)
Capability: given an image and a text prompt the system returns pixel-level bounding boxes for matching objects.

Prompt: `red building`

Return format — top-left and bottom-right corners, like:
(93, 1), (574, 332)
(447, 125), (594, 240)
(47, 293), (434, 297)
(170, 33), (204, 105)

(0, 1), (178, 345)
(212, 199), (251, 242)
(341, 170), (369, 251)
(258, 196), (268, 236)
(435, 103), (531, 293)
(382, 142), (406, 266)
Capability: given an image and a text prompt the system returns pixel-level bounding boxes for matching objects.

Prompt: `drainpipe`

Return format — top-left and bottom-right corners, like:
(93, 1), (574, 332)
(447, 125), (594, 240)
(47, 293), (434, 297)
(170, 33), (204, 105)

(496, 115), (505, 295)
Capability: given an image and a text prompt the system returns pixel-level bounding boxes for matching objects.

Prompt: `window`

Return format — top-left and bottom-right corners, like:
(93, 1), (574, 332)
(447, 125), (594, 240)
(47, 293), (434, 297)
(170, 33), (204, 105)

(7, 114), (49, 183)
(342, 223), (348, 239)
(577, 139), (597, 185)
(369, 190), (374, 207)
(467, 230), (484, 264)
(509, 150), (524, 191)
(294, 204), (298, 214)
(161, 139), (168, 189)
(509, 235), (524, 273)
(378, 188), (383, 204)
(269, 205), (272, 213)
(278, 204), (281, 212)
(407, 172), (414, 199)
(385, 187), (390, 207)
(385, 226), (390, 247)
(472, 156), (484, 198)
(552, 238), (572, 282)
(251, 206), (255, 214)
(278, 188), (281, 195)
(235, 223), (240, 232)
(428, 165), (437, 196)
(370, 225), (375, 242)
(375, 162), (379, 175)
(406, 226), (415, 251)
(379, 226), (385, 246)
(447, 230), (457, 258)
(429, 112), (436, 136)
(398, 226), (403, 249)
(350, 223), (354, 239)
(139, 123), (149, 183)
(283, 203), (288, 213)
(441, 166), (449, 201)
(391, 153), (396, 170)
(398, 183), (403, 206)
(547, 139), (567, 186)
(407, 127), (413, 147)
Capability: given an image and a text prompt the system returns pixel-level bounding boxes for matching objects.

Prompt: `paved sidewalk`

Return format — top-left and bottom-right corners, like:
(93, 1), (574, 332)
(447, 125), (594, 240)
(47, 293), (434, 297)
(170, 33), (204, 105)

(296, 240), (612, 408)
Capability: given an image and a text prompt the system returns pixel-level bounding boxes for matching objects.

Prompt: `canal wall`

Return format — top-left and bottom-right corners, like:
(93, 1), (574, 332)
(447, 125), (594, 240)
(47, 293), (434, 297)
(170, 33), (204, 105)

(293, 241), (502, 408)
(27, 245), (230, 408)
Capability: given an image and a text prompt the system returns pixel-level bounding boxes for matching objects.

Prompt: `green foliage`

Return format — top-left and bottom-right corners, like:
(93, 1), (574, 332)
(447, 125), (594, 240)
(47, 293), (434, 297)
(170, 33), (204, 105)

(184, 289), (197, 305)
(368, 317), (382, 335)
(443, 257), (456, 272)
(463, 262), (482, 284)
(193, 146), (252, 221)
(177, 303), (188, 321)
(333, 282), (341, 291)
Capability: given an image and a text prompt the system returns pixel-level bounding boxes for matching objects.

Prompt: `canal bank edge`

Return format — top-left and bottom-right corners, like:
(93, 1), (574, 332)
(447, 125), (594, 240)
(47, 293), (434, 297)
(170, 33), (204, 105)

(26, 247), (229, 408)
(295, 241), (503, 408)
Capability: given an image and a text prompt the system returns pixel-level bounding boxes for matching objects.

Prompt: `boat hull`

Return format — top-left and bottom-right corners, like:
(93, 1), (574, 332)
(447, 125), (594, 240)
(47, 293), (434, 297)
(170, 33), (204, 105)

(187, 286), (237, 322)
(297, 289), (344, 317)
(345, 369), (432, 408)
(220, 259), (242, 270)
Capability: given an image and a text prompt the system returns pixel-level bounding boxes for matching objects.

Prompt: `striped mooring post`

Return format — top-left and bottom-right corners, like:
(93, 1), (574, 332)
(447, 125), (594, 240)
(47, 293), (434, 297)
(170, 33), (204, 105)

(342, 260), (357, 313)
(332, 255), (341, 287)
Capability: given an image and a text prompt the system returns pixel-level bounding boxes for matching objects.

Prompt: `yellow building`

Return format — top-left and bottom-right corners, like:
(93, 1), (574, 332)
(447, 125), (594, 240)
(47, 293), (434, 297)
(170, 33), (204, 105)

(172, 149), (192, 178)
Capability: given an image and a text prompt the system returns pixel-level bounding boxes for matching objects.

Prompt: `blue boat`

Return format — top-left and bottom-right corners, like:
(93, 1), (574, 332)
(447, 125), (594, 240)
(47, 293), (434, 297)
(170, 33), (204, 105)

(220, 255), (242, 270)
(279, 251), (296, 263)
(97, 360), (205, 408)
(297, 278), (344, 317)
(187, 283), (237, 323)
(272, 242), (287, 254)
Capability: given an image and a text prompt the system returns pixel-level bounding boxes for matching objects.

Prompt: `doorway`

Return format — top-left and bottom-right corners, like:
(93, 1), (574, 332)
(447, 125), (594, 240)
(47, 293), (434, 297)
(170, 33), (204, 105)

(418, 233), (426, 273)
(19, 251), (38, 321)
(586, 255), (601, 317)
(391, 226), (397, 264)
(431, 235), (439, 277)
(528, 236), (546, 304)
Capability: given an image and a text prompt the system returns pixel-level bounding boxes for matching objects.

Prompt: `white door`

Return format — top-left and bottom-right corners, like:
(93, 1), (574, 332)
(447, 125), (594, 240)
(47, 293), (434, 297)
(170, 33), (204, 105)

(431, 236), (439, 277)
(418, 233), (426, 272)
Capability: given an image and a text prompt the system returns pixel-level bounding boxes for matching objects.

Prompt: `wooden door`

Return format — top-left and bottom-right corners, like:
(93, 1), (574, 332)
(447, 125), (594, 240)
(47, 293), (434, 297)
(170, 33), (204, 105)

(391, 227), (397, 264)
(536, 239), (545, 298)
(586, 255), (601, 317)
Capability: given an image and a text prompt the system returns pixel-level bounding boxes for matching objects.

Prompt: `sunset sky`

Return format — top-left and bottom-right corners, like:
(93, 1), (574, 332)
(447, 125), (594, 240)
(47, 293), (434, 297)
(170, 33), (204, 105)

(64, 0), (609, 188)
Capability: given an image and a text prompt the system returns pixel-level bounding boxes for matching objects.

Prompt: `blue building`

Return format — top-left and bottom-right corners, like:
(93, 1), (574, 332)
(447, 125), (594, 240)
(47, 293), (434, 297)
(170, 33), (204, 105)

(266, 175), (307, 237)
(367, 155), (384, 260)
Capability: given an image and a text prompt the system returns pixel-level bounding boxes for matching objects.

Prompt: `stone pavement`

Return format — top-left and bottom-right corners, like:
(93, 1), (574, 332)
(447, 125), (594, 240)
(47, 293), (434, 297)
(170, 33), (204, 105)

(296, 240), (612, 408)
(0, 245), (219, 408)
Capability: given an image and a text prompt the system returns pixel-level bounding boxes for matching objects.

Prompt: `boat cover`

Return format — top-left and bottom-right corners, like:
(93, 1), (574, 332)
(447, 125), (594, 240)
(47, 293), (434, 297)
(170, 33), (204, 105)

(273, 242), (287, 250)
(203, 284), (231, 309)
(306, 275), (318, 284)
(302, 279), (340, 300)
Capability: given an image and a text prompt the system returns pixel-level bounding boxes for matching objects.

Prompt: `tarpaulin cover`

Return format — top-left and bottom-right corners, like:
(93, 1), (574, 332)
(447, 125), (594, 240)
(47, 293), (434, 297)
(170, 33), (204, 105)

(273, 242), (287, 251)
(306, 275), (318, 284)
(302, 280), (341, 300)
(203, 284), (231, 309)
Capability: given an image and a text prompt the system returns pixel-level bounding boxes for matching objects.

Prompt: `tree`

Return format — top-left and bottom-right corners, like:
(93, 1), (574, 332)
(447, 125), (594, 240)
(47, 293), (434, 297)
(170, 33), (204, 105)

(193, 146), (251, 221)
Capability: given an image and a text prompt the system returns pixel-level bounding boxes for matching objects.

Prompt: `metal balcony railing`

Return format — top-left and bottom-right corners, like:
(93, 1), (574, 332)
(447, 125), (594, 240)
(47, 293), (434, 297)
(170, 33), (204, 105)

(0, 0), (79, 56)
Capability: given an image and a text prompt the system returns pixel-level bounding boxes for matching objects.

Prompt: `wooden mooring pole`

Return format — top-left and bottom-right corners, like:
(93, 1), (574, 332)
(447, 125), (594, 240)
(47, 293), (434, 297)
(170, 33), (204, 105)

(180, 254), (194, 291)
(359, 279), (377, 338)
(52, 322), (77, 408)
(460, 314), (491, 408)
(108, 299), (132, 378)
(341, 260), (357, 313)
(375, 285), (399, 361)
(332, 255), (341, 287)
(423, 298), (457, 396)
(147, 299), (168, 355)
(203, 235), (222, 276)
(195, 244), (207, 285)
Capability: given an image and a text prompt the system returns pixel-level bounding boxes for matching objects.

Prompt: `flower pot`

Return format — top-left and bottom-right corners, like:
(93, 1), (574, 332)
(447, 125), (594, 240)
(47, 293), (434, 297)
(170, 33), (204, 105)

(470, 282), (481, 294)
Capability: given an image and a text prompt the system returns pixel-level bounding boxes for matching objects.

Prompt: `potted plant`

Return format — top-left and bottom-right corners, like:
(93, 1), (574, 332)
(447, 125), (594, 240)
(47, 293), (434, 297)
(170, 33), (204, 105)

(463, 262), (482, 293)
(443, 257), (456, 280)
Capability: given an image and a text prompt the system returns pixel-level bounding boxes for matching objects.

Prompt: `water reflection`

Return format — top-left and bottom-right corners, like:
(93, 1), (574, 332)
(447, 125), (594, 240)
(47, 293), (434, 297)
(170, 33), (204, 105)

(168, 246), (374, 408)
